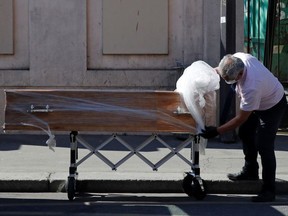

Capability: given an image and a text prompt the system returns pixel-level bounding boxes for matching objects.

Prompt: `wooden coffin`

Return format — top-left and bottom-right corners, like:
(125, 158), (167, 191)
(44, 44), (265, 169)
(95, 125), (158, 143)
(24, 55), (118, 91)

(3, 89), (196, 134)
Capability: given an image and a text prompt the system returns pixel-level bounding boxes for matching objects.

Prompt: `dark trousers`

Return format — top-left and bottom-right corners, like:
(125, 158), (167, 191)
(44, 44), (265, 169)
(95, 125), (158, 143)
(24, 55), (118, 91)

(238, 94), (287, 193)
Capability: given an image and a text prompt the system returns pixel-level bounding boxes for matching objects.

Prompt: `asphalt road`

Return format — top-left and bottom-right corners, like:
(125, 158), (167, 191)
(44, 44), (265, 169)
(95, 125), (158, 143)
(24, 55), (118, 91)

(0, 193), (288, 216)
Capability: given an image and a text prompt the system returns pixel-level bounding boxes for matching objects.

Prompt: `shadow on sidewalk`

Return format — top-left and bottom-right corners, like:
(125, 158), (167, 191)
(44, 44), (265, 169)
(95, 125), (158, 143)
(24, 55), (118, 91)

(0, 133), (287, 152)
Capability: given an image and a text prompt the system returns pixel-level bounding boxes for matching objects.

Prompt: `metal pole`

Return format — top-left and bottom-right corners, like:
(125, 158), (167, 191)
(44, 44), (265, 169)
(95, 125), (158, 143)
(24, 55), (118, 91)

(263, 0), (277, 69)
(219, 0), (237, 143)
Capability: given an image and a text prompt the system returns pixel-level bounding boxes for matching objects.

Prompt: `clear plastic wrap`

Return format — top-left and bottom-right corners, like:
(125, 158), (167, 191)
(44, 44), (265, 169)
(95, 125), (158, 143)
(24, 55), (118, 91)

(4, 61), (219, 153)
(4, 90), (198, 150)
(176, 60), (220, 153)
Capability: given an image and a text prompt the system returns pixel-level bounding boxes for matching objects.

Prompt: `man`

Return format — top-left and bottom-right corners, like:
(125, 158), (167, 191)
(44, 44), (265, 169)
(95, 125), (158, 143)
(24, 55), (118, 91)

(200, 53), (287, 202)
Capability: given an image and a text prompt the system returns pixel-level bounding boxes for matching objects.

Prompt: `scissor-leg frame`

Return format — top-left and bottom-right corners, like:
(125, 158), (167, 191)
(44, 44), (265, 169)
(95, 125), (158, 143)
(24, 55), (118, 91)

(66, 132), (206, 200)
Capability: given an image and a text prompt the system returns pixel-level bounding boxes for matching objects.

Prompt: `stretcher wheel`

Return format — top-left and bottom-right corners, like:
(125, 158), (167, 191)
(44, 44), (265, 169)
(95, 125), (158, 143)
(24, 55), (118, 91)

(182, 173), (207, 200)
(67, 177), (76, 201)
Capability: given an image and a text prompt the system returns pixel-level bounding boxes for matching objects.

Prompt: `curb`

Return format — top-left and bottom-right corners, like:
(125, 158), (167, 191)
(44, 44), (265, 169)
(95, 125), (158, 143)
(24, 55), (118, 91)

(1, 179), (288, 195)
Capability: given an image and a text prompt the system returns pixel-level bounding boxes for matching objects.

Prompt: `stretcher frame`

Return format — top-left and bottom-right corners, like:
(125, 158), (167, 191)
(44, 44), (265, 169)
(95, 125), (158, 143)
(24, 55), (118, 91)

(3, 89), (206, 200)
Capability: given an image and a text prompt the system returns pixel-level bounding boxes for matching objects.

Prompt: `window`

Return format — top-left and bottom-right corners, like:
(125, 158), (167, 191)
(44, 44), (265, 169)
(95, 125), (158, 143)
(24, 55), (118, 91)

(0, 0), (13, 54)
(102, 0), (168, 54)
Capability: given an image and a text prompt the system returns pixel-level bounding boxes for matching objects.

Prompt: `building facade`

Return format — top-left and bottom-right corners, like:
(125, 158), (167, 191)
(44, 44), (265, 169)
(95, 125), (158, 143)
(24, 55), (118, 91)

(0, 0), (244, 131)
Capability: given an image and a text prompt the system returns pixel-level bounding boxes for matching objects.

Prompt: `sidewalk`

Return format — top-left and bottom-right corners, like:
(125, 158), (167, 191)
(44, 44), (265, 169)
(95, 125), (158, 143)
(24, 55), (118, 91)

(0, 132), (287, 195)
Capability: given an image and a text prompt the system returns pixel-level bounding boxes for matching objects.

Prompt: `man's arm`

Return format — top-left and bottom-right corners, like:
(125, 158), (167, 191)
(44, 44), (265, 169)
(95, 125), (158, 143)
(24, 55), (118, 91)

(217, 110), (252, 134)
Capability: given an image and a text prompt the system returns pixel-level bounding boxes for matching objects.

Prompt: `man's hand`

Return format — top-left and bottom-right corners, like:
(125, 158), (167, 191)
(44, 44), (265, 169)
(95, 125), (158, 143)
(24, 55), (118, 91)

(200, 126), (219, 139)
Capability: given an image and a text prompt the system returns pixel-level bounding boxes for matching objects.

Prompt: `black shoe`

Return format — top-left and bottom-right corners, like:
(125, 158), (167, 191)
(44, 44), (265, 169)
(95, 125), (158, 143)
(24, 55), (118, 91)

(251, 191), (275, 202)
(227, 170), (259, 181)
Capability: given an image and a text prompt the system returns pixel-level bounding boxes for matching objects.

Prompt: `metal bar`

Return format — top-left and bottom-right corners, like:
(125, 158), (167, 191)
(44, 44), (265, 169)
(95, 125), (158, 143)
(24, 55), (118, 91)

(263, 0), (278, 69)
(115, 135), (134, 151)
(75, 152), (94, 167)
(192, 136), (200, 176)
(155, 136), (173, 151)
(76, 135), (96, 152)
(95, 135), (116, 151)
(114, 152), (135, 169)
(69, 131), (78, 177)
(154, 136), (193, 169)
(76, 135), (117, 170)
(135, 135), (156, 151)
(247, 0), (251, 53)
(258, 0), (261, 59)
(174, 136), (194, 152)
(176, 152), (193, 166)
(94, 151), (116, 170)
(135, 152), (156, 170)
(154, 152), (175, 170)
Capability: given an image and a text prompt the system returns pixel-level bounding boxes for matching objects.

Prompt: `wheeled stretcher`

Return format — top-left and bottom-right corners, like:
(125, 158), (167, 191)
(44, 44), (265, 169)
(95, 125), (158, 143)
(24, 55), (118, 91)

(3, 89), (208, 200)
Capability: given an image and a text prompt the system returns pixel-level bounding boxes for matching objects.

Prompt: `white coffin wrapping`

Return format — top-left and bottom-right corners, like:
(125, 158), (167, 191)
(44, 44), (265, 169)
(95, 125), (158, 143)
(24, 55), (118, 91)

(176, 60), (220, 154)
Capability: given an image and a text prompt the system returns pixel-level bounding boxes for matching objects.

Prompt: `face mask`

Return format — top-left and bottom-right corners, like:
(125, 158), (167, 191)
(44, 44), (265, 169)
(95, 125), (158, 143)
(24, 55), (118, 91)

(225, 79), (237, 85)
